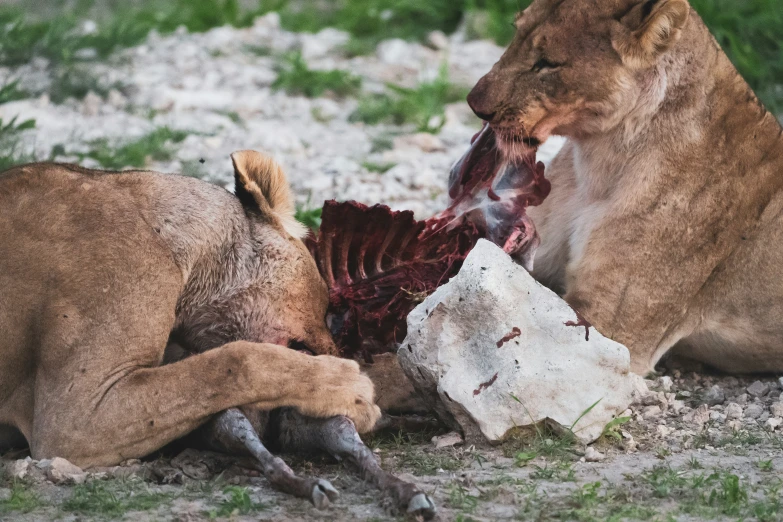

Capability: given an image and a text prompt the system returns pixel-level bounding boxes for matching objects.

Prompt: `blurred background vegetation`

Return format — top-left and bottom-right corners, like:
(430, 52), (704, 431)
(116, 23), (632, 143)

(0, 0), (781, 110)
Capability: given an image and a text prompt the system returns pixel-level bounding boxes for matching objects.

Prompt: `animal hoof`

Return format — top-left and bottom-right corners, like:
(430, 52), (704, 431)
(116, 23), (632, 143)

(311, 479), (339, 509)
(407, 493), (436, 520)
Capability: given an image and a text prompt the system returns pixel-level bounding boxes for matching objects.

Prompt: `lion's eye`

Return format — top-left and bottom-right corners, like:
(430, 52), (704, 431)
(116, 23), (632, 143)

(532, 58), (559, 73)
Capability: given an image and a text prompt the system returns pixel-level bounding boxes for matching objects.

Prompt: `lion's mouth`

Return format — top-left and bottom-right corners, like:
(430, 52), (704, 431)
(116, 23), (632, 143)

(489, 126), (543, 160)
(287, 339), (315, 355)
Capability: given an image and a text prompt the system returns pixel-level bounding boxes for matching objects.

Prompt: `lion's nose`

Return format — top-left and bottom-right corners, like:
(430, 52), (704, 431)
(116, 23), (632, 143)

(467, 78), (498, 122)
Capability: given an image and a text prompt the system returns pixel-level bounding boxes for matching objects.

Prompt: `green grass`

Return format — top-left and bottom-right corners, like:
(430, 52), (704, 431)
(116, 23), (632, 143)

(259, 0), (468, 46)
(262, 0), (781, 112)
(351, 64), (469, 133)
(294, 205), (323, 231)
(0, 116), (36, 172)
(0, 482), (45, 514)
(0, 0), (779, 110)
(75, 127), (190, 170)
(63, 480), (173, 517)
(272, 52), (362, 98)
(690, 0), (783, 112)
(362, 161), (396, 173)
(0, 80), (30, 104)
(207, 486), (268, 518)
(447, 482), (480, 514)
(0, 0), (268, 67)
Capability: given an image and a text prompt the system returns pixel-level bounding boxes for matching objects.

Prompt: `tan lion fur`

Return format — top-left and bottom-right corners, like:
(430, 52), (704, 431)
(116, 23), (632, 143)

(0, 152), (380, 467)
(468, 0), (783, 374)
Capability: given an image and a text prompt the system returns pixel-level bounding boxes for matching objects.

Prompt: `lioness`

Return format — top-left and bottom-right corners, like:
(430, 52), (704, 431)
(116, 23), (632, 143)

(0, 152), (380, 465)
(467, 0), (783, 374)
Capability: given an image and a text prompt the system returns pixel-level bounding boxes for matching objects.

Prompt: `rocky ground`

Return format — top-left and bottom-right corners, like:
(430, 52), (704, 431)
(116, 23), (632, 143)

(1, 12), (782, 522)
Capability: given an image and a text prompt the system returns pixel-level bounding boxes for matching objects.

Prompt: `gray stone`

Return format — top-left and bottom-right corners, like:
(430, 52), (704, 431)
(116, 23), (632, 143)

(747, 380), (770, 398)
(432, 432), (464, 449)
(399, 240), (638, 444)
(703, 384), (725, 406)
(744, 403), (764, 420)
(770, 402), (783, 418)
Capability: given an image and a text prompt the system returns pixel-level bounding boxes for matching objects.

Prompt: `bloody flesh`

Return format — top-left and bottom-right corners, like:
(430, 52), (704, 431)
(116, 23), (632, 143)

(310, 126), (551, 358)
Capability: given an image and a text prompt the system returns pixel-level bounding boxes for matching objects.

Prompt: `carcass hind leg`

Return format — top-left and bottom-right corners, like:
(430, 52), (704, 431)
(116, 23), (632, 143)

(276, 409), (436, 520)
(202, 408), (338, 509)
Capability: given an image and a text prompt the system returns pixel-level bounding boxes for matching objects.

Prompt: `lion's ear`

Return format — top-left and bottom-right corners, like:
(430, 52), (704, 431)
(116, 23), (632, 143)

(231, 150), (307, 239)
(612, 0), (689, 68)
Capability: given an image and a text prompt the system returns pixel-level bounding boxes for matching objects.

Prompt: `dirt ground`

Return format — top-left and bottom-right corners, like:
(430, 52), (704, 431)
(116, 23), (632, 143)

(2, 367), (782, 522)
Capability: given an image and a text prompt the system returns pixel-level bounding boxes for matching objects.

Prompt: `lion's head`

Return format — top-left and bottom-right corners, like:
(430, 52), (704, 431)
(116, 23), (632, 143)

(467, 0), (691, 159)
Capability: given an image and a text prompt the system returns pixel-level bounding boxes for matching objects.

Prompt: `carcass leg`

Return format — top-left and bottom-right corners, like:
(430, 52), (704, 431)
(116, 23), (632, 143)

(277, 410), (436, 520)
(202, 408), (339, 509)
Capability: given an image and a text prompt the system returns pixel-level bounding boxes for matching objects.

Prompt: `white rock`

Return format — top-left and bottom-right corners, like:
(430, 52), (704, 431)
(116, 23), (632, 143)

(36, 457), (88, 485)
(432, 432), (464, 449)
(393, 133), (446, 153)
(426, 30), (450, 51)
(107, 89), (128, 109)
(656, 376), (673, 391)
(0, 488), (10, 502)
(683, 404), (709, 426)
(770, 402), (783, 418)
(377, 39), (414, 65)
(765, 417), (782, 431)
(727, 419), (743, 431)
(725, 402), (743, 420)
(399, 240), (637, 444)
(299, 28), (350, 60)
(11, 458), (31, 480)
(584, 446), (605, 462)
(81, 91), (103, 116)
(642, 405), (662, 419)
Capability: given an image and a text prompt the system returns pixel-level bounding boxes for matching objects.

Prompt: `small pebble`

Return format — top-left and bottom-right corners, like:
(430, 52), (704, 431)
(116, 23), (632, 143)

(584, 446), (605, 462)
(725, 402), (743, 420)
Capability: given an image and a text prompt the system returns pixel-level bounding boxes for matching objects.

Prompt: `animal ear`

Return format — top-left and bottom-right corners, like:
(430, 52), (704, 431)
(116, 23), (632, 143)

(612, 0), (689, 67)
(231, 150), (307, 239)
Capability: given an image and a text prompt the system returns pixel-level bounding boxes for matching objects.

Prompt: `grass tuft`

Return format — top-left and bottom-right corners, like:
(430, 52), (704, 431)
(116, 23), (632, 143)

(0, 116), (36, 172)
(63, 479), (173, 517)
(76, 127), (190, 170)
(294, 205), (323, 231)
(351, 64), (468, 133)
(0, 482), (44, 514)
(208, 486), (268, 518)
(272, 52), (362, 98)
